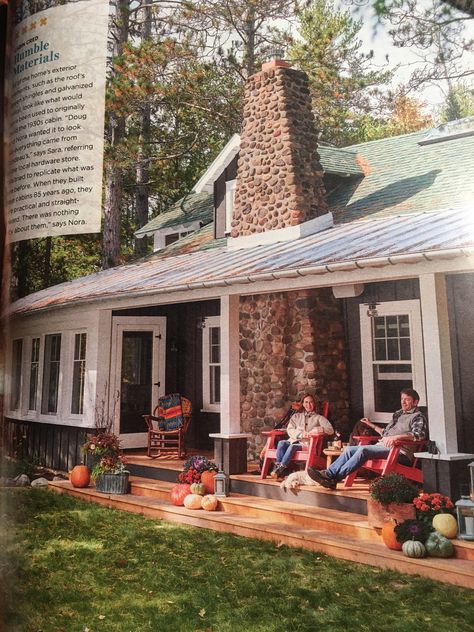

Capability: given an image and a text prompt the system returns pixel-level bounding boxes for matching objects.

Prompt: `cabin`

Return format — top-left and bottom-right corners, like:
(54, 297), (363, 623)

(4, 60), (474, 497)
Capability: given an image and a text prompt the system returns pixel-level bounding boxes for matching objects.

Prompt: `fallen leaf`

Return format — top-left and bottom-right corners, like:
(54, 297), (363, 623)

(317, 606), (325, 611)
(335, 592), (340, 597)
(358, 587), (365, 592)
(165, 600), (175, 604)
(98, 615), (106, 620)
(424, 618), (432, 622)
(199, 608), (206, 618)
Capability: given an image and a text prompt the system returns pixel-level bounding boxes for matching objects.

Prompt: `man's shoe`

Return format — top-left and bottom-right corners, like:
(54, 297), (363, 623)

(307, 468), (337, 490)
(270, 465), (283, 479)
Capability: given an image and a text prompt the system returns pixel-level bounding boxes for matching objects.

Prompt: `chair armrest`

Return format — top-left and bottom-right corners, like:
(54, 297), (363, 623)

(352, 435), (378, 445)
(262, 430), (288, 437)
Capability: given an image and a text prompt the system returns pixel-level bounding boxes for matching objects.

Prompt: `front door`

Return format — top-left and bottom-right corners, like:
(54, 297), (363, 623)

(111, 317), (166, 448)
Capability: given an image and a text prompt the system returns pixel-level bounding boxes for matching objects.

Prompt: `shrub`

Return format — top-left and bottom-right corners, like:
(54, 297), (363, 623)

(369, 473), (419, 506)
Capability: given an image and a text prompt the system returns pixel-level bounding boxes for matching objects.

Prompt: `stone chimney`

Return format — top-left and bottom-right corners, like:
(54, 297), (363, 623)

(230, 60), (327, 240)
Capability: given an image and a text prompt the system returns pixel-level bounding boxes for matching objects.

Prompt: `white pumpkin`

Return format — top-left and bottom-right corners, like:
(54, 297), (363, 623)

(201, 494), (219, 511)
(183, 493), (203, 510)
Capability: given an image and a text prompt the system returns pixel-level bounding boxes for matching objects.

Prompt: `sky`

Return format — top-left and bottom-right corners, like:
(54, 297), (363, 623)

(345, 0), (474, 116)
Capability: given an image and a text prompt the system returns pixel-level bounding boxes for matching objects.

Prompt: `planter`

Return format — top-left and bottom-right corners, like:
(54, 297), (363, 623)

(95, 472), (130, 495)
(367, 497), (416, 528)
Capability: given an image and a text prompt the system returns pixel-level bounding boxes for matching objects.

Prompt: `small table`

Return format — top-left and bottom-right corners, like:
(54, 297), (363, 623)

(323, 448), (342, 468)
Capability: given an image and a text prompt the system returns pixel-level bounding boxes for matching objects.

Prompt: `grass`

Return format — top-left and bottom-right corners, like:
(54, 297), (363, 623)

(1, 489), (474, 632)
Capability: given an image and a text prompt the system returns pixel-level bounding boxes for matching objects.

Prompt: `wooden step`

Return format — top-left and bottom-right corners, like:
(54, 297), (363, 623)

(48, 479), (474, 589)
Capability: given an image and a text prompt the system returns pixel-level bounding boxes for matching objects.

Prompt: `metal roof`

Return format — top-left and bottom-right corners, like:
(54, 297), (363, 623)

(10, 207), (474, 315)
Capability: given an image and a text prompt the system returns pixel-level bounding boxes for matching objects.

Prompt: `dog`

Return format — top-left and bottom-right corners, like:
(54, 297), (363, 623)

(279, 469), (318, 493)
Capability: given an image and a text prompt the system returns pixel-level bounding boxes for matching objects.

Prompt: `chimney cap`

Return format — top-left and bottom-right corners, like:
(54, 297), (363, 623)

(261, 58), (291, 72)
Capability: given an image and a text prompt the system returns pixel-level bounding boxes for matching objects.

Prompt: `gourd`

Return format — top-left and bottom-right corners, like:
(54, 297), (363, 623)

(402, 540), (426, 558)
(432, 513), (458, 539)
(201, 495), (219, 511)
(381, 521), (402, 550)
(183, 493), (203, 510)
(425, 531), (454, 557)
(69, 465), (90, 488)
(201, 470), (217, 494)
(170, 484), (192, 506)
(190, 482), (207, 496)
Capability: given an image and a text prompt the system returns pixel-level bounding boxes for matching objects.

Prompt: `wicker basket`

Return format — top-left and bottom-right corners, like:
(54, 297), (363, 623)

(95, 472), (130, 495)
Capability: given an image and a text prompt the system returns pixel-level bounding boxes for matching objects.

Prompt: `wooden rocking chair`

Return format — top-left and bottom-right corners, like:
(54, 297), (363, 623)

(143, 394), (192, 459)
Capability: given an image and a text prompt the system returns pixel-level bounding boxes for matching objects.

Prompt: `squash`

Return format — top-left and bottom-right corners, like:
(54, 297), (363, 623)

(183, 493), (203, 510)
(201, 470), (217, 494)
(432, 513), (458, 539)
(381, 521), (402, 550)
(190, 482), (207, 496)
(425, 531), (454, 558)
(201, 494), (219, 511)
(69, 465), (90, 488)
(402, 540), (426, 558)
(170, 484), (192, 506)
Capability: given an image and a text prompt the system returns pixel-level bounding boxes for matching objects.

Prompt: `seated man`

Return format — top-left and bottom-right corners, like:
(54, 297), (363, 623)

(308, 388), (427, 490)
(270, 393), (334, 479)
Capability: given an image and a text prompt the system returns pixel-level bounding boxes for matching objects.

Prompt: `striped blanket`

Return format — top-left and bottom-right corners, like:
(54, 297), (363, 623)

(157, 393), (184, 430)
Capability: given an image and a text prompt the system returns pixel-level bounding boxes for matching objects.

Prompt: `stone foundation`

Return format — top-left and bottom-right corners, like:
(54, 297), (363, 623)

(239, 288), (350, 460)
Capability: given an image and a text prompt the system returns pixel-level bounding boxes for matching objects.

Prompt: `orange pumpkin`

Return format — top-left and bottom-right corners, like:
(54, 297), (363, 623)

(201, 470), (217, 494)
(170, 484), (192, 506)
(381, 520), (402, 550)
(69, 465), (90, 488)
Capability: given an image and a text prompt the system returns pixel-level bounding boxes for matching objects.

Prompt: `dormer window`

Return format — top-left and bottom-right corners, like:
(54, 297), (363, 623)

(164, 230), (194, 247)
(225, 179), (236, 235)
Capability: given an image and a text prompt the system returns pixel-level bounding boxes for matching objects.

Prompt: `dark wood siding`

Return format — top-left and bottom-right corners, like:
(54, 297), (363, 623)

(343, 279), (420, 424)
(214, 155), (239, 239)
(447, 272), (474, 454)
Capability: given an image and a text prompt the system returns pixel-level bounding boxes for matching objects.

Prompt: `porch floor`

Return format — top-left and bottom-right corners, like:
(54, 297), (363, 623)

(49, 451), (474, 589)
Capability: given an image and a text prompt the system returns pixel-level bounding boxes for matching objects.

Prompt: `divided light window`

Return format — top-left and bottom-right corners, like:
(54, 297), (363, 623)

(202, 316), (221, 412)
(71, 333), (87, 414)
(28, 337), (40, 411)
(11, 339), (23, 410)
(41, 334), (61, 414)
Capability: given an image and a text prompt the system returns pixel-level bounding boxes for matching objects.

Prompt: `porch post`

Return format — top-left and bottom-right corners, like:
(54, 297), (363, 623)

(209, 294), (249, 475)
(419, 273), (457, 453)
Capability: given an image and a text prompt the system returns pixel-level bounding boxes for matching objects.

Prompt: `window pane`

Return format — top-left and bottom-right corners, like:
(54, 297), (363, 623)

(387, 338), (400, 360)
(29, 338), (40, 410)
(386, 315), (398, 337)
(399, 337), (411, 361)
(374, 366), (413, 412)
(373, 317), (386, 338)
(120, 331), (152, 433)
(374, 339), (386, 361)
(210, 366), (221, 404)
(11, 339), (23, 410)
(71, 333), (87, 414)
(210, 327), (220, 363)
(41, 334), (61, 414)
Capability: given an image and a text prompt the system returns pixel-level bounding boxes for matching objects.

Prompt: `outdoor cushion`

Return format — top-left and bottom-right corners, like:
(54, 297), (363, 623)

(157, 393), (184, 430)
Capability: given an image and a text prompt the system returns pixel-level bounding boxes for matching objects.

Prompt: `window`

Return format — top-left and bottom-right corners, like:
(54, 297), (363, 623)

(41, 334), (61, 414)
(360, 300), (426, 421)
(164, 230), (193, 246)
(71, 333), (87, 414)
(28, 338), (40, 411)
(202, 316), (221, 412)
(11, 339), (23, 410)
(225, 179), (236, 235)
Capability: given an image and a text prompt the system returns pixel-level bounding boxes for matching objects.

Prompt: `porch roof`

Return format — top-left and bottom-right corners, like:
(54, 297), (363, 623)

(10, 206), (474, 315)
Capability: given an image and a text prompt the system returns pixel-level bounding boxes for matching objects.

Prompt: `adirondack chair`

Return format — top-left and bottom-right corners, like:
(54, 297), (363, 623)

(143, 394), (192, 459)
(260, 400), (329, 479)
(342, 434), (427, 488)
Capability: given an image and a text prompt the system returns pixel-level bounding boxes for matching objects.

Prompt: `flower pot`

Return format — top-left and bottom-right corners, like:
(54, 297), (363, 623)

(95, 472), (130, 495)
(367, 497), (416, 528)
(69, 465), (90, 488)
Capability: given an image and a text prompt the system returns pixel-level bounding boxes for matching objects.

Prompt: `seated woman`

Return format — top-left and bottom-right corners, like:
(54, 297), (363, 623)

(270, 393), (334, 479)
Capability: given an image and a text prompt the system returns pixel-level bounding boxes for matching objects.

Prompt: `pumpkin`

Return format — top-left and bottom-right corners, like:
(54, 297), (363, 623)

(201, 470), (217, 494)
(69, 465), (90, 488)
(183, 493), (203, 510)
(190, 482), (206, 496)
(201, 494), (219, 511)
(432, 513), (458, 539)
(402, 540), (426, 558)
(381, 521), (402, 550)
(170, 484), (192, 506)
(425, 531), (454, 557)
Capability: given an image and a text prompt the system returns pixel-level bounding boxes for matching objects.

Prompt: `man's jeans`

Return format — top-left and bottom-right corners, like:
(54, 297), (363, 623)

(326, 444), (409, 481)
(275, 440), (302, 466)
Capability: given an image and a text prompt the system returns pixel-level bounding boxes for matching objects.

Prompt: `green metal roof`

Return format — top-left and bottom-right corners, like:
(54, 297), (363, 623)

(318, 145), (364, 176)
(135, 191), (213, 237)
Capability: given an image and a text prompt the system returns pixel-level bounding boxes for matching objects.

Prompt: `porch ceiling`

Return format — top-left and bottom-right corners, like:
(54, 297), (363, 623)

(9, 207), (474, 315)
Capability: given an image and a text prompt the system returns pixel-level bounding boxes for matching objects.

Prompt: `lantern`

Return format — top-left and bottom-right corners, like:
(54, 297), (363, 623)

(455, 495), (474, 541)
(214, 468), (229, 497)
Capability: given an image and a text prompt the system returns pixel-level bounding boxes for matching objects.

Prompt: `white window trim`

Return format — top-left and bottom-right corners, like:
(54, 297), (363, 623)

(360, 300), (426, 422)
(202, 315), (221, 413)
(225, 179), (236, 236)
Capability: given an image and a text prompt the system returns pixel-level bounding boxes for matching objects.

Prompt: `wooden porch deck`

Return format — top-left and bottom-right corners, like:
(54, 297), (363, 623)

(48, 451), (474, 589)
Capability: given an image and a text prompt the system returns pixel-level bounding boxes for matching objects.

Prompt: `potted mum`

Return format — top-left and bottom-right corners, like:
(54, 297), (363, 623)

(367, 472), (419, 528)
(82, 431), (129, 494)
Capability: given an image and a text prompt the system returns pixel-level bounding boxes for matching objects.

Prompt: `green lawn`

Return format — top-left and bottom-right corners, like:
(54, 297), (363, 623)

(1, 489), (473, 632)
